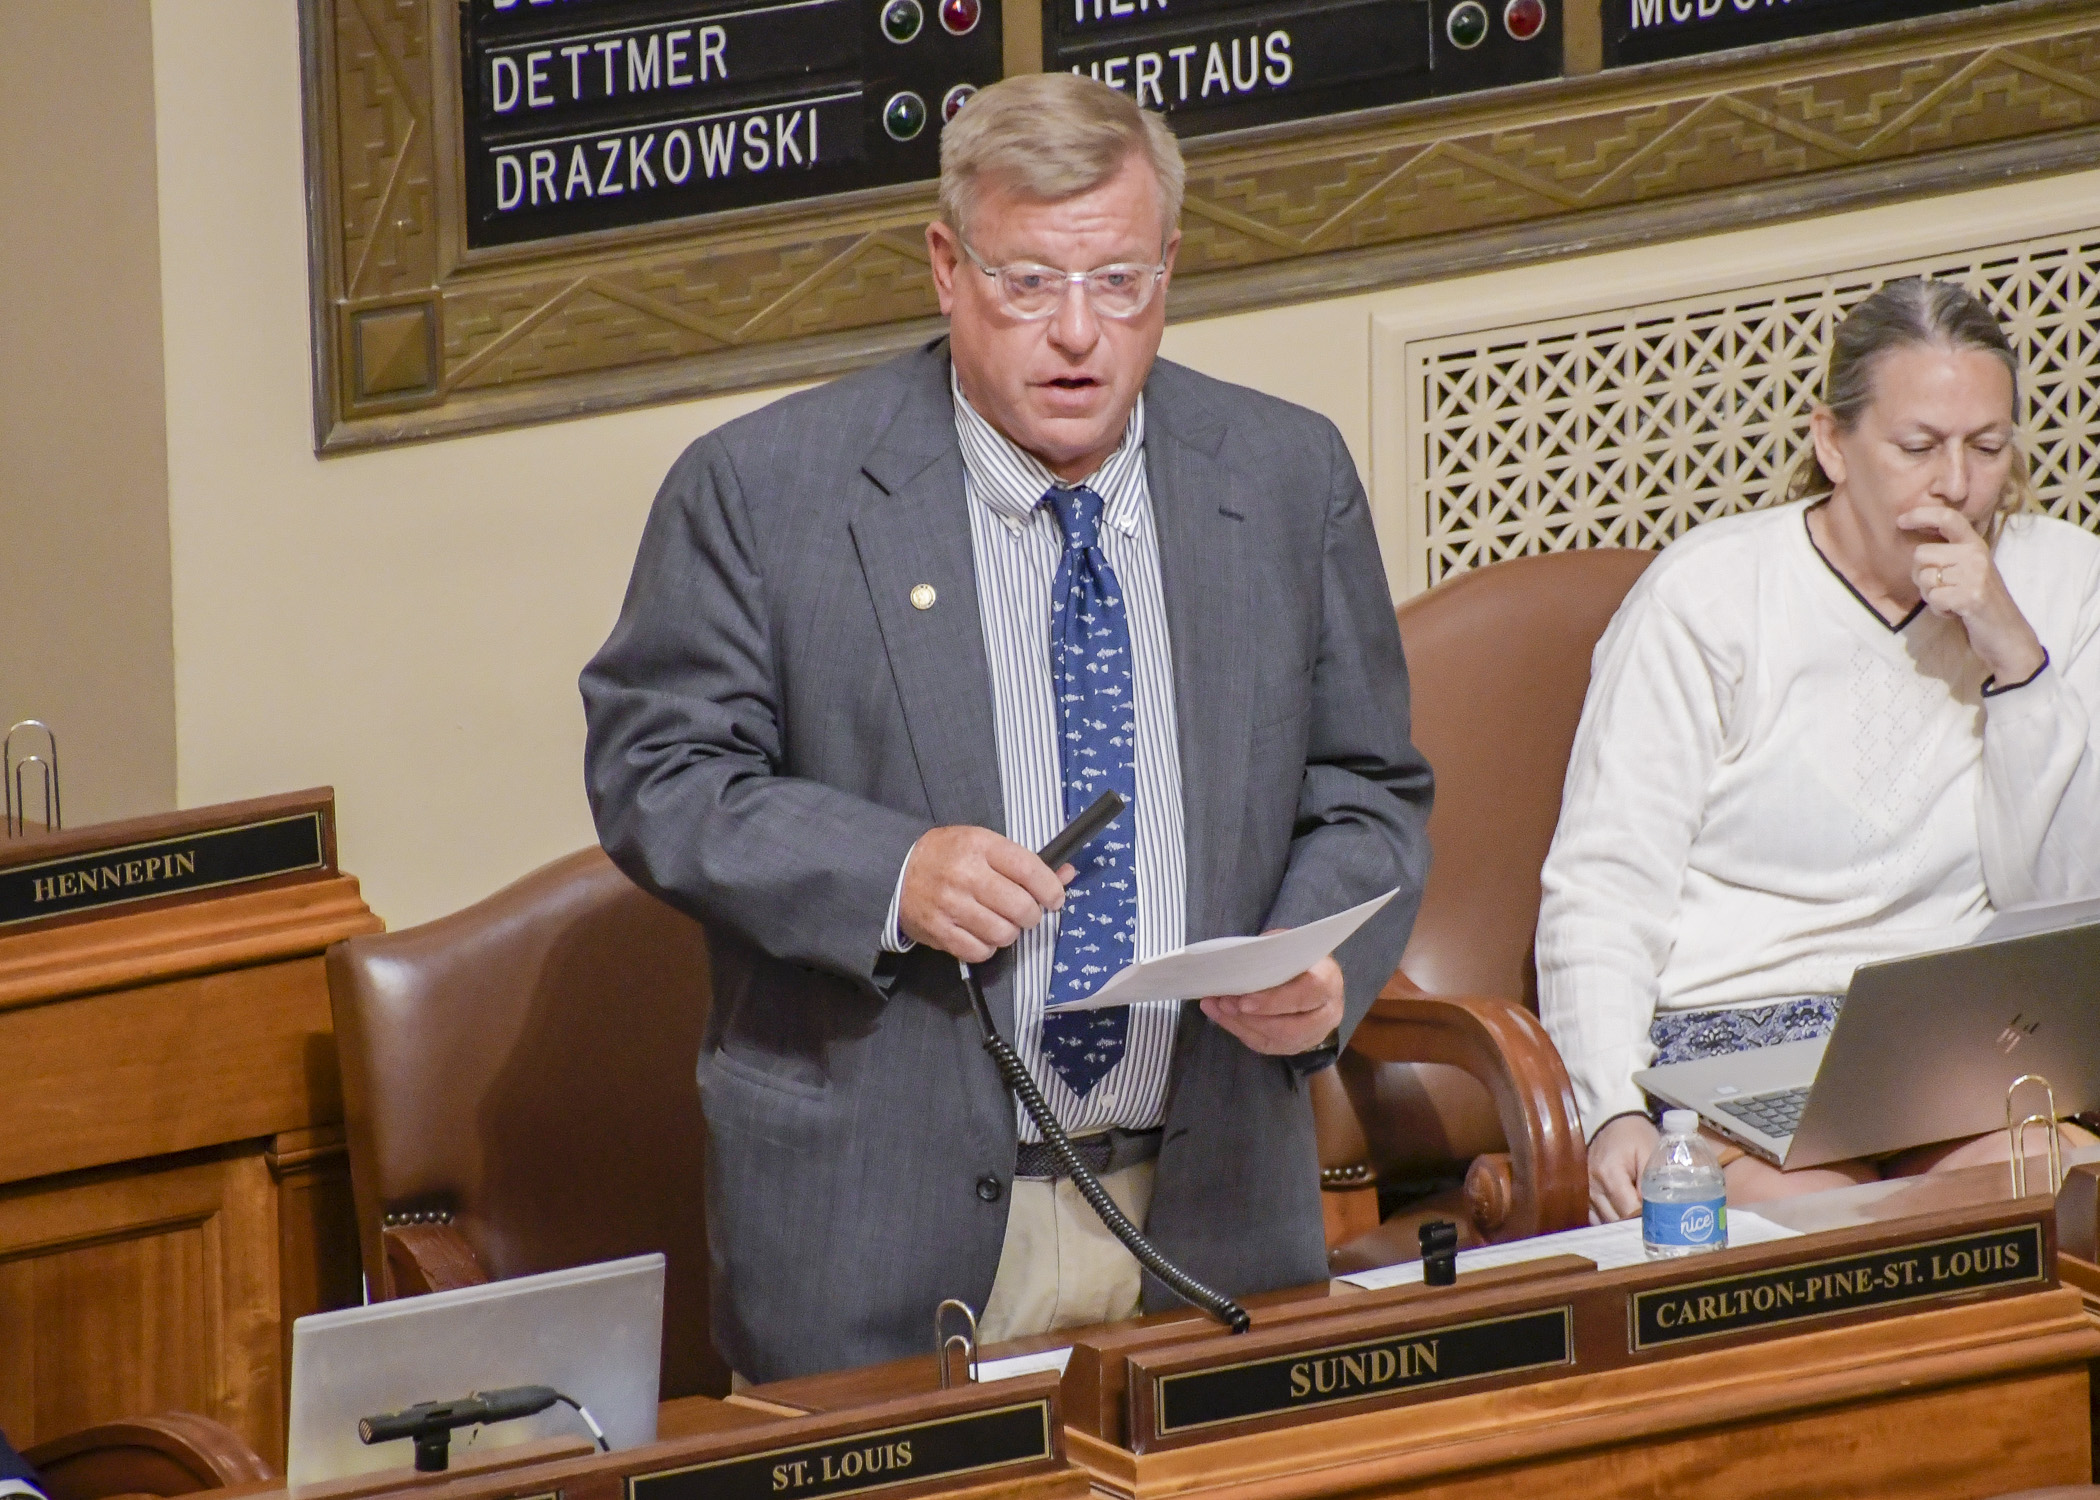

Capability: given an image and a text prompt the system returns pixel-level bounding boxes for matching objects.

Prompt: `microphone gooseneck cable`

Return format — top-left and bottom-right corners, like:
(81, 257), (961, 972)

(959, 789), (1251, 1335)
(959, 958), (1251, 1333)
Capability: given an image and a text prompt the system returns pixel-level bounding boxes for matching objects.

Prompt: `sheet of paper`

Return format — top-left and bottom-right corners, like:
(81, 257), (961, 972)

(1334, 1209), (1800, 1289)
(974, 1346), (1073, 1382)
(1044, 887), (1401, 1013)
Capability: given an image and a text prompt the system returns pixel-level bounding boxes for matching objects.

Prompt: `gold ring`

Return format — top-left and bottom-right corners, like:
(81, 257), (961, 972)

(1927, 566), (1944, 589)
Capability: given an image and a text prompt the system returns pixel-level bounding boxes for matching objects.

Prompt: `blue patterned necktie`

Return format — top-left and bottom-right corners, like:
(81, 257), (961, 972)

(1040, 484), (1138, 1100)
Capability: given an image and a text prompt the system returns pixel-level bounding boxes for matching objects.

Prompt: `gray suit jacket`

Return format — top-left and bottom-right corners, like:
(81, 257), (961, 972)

(581, 341), (1433, 1381)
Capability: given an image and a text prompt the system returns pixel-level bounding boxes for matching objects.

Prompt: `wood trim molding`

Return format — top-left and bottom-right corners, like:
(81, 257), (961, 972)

(304, 0), (2100, 450)
(0, 873), (382, 1012)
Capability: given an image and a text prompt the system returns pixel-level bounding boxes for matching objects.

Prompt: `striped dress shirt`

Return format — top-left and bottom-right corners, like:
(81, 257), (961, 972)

(885, 371), (1188, 1140)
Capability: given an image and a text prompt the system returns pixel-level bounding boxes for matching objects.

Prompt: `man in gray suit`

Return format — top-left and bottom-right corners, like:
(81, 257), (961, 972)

(582, 72), (1432, 1383)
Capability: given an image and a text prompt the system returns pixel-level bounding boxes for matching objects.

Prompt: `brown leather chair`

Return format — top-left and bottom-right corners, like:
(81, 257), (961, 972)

(1315, 547), (1658, 1264)
(327, 848), (725, 1398)
(23, 1414), (272, 1500)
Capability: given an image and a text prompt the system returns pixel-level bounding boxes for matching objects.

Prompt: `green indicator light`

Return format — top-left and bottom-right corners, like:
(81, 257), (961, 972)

(1447, 0), (1489, 48)
(884, 90), (928, 141)
(881, 0), (923, 43)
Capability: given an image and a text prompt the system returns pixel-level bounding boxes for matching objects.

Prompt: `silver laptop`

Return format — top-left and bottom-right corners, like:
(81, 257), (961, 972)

(287, 1254), (665, 1487)
(1634, 909), (2100, 1170)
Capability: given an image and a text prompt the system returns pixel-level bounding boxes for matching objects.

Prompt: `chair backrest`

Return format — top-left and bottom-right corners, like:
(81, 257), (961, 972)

(327, 848), (724, 1397)
(1393, 547), (1656, 1005)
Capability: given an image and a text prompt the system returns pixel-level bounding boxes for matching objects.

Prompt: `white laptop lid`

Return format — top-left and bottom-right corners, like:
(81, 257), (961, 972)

(287, 1253), (664, 1488)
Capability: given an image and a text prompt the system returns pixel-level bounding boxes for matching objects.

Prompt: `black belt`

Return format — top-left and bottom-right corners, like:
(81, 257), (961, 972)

(1016, 1127), (1162, 1181)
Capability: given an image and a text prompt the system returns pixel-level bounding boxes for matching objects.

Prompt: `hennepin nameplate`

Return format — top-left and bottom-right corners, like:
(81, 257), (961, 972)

(1148, 1306), (1573, 1439)
(0, 813), (329, 929)
(1630, 1222), (2046, 1352)
(626, 1399), (1053, 1500)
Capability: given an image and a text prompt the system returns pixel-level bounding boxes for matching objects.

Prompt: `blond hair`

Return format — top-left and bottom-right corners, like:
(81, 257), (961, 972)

(937, 73), (1184, 243)
(1785, 276), (2036, 539)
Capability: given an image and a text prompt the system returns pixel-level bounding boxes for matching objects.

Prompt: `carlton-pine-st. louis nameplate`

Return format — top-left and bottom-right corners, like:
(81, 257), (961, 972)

(1630, 1221), (2046, 1352)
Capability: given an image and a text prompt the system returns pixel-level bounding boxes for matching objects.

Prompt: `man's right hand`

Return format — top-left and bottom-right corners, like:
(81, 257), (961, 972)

(1588, 1113), (1659, 1224)
(900, 826), (1075, 962)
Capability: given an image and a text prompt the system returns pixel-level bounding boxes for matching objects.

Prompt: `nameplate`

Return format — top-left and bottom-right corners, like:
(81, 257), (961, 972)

(1630, 1221), (2046, 1351)
(0, 811), (327, 929)
(1602, 0), (1999, 68)
(1143, 1306), (1573, 1442)
(626, 1399), (1054, 1500)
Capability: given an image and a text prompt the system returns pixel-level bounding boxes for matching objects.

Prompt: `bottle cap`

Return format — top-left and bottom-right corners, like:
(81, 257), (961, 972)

(1662, 1109), (1699, 1135)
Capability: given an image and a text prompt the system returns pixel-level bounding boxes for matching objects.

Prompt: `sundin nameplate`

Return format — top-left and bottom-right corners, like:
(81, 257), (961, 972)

(1146, 1306), (1572, 1440)
(1630, 1222), (2046, 1351)
(626, 1399), (1053, 1500)
(0, 812), (328, 929)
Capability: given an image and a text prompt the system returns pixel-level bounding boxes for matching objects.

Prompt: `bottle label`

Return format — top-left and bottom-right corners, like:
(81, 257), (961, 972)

(1644, 1196), (1727, 1248)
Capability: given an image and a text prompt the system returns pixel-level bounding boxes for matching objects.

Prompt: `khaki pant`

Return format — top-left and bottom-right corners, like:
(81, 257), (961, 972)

(977, 1159), (1155, 1345)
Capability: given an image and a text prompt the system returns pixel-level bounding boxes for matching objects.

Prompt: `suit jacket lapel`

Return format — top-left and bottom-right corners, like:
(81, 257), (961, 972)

(1145, 374), (1255, 945)
(851, 348), (1019, 1030)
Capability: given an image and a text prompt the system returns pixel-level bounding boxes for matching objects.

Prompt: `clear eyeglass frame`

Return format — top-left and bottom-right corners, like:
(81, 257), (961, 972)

(960, 240), (1166, 321)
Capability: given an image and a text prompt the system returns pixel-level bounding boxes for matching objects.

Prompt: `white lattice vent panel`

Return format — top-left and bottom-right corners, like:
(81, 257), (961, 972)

(1406, 233), (2100, 591)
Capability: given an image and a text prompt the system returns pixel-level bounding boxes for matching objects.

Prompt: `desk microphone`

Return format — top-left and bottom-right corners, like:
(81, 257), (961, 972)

(958, 790), (1251, 1335)
(359, 1385), (608, 1472)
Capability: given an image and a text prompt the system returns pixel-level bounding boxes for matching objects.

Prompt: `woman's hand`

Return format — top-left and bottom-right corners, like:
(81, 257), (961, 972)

(1588, 1113), (1659, 1223)
(1902, 505), (2046, 685)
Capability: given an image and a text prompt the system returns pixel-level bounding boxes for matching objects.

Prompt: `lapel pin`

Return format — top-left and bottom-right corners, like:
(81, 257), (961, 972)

(910, 584), (937, 611)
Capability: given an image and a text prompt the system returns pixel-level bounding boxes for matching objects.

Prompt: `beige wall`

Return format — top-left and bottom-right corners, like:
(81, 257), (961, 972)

(144, 0), (2100, 929)
(0, 0), (175, 830)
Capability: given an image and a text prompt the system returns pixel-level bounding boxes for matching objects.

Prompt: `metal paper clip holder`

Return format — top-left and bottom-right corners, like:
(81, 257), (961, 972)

(2006, 1074), (2063, 1198)
(4, 720), (60, 838)
(935, 1298), (979, 1388)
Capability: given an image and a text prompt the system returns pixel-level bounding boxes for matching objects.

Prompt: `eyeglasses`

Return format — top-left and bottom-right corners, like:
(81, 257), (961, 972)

(961, 240), (1166, 321)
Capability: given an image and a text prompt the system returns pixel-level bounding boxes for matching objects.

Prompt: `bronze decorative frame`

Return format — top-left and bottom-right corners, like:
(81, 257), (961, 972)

(301, 0), (2100, 452)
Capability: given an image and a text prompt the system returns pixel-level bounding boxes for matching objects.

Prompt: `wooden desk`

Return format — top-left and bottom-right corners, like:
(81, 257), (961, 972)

(206, 1380), (1083, 1500)
(0, 799), (380, 1466)
(744, 1173), (2100, 1500)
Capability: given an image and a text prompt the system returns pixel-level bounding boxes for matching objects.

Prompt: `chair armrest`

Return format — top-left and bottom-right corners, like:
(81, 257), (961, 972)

(1345, 984), (1588, 1241)
(1309, 1068), (1380, 1250)
(24, 1414), (273, 1500)
(382, 1222), (491, 1297)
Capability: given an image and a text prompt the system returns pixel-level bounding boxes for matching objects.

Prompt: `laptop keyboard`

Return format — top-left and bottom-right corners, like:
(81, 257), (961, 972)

(1714, 1085), (1810, 1139)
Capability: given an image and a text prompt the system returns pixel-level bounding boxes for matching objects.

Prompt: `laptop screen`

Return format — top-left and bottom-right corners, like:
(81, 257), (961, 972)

(287, 1253), (665, 1487)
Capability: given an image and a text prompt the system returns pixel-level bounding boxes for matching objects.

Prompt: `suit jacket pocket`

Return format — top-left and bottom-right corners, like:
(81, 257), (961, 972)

(704, 1043), (831, 1102)
(700, 1046), (839, 1157)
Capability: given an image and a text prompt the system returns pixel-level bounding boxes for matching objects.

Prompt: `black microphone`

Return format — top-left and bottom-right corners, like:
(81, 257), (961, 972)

(360, 1386), (566, 1471)
(959, 790), (1252, 1335)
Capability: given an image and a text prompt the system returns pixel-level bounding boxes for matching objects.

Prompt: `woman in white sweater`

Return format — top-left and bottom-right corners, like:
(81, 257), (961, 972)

(1537, 278), (2100, 1222)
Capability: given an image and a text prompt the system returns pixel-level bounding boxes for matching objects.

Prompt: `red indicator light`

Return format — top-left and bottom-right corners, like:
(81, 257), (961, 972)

(1503, 0), (1545, 39)
(940, 0), (980, 34)
(942, 83), (977, 121)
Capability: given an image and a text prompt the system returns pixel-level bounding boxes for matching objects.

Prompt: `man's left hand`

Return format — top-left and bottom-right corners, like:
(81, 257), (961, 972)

(1199, 953), (1344, 1056)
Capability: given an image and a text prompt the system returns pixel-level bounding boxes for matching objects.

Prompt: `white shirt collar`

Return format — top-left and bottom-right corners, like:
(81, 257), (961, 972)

(950, 364), (1147, 535)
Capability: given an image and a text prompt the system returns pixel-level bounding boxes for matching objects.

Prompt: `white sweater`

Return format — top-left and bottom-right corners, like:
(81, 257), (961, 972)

(1537, 501), (2100, 1135)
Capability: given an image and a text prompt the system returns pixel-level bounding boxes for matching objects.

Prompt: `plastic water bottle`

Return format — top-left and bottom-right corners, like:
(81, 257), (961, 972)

(1641, 1110), (1727, 1259)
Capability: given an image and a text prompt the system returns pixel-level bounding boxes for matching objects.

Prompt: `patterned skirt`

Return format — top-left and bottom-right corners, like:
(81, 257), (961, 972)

(1648, 995), (1844, 1066)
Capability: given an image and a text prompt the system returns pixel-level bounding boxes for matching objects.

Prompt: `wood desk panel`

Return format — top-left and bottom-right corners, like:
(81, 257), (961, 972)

(0, 858), (379, 1465)
(0, 1148), (283, 1462)
(0, 957), (340, 1186)
(1063, 1289), (2096, 1500)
